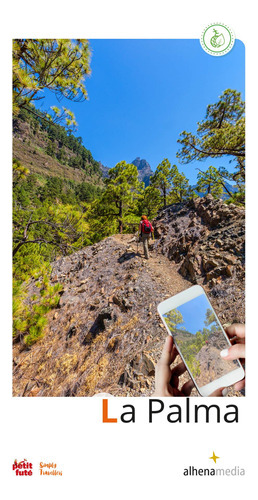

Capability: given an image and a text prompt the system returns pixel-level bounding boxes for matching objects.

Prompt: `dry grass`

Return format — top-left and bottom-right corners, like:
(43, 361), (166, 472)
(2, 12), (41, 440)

(80, 355), (110, 395)
(55, 353), (78, 375)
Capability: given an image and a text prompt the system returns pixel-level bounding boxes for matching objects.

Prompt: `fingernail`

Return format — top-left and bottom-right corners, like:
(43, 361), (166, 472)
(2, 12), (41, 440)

(222, 388), (229, 397)
(220, 349), (229, 358)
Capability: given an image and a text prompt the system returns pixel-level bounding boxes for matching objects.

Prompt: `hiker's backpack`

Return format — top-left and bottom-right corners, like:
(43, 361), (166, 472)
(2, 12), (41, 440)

(141, 220), (152, 234)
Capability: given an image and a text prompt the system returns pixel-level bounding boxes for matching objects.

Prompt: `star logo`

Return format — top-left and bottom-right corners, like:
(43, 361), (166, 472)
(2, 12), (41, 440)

(209, 451), (220, 464)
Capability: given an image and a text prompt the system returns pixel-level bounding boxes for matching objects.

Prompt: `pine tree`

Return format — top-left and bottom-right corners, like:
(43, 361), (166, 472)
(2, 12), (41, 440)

(150, 158), (173, 207)
(204, 308), (216, 326)
(196, 166), (224, 198)
(13, 39), (91, 127)
(163, 308), (184, 332)
(177, 89), (245, 184)
(169, 165), (190, 203)
(138, 185), (162, 219)
(98, 161), (144, 233)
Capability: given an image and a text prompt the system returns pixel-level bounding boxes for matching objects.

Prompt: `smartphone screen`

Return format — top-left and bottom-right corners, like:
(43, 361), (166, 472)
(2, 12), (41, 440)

(162, 292), (239, 388)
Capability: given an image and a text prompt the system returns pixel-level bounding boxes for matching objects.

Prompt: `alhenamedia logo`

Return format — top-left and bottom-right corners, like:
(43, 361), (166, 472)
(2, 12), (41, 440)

(12, 459), (33, 476)
(200, 23), (235, 56)
(183, 451), (245, 476)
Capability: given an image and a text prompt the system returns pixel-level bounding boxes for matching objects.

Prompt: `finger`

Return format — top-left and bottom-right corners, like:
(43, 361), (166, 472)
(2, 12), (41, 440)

(159, 336), (174, 366)
(172, 344), (179, 355)
(172, 387), (185, 397)
(171, 361), (187, 377)
(225, 324), (245, 339)
(181, 379), (195, 396)
(234, 379), (245, 391)
(209, 387), (228, 397)
(170, 374), (179, 389)
(170, 345), (179, 365)
(220, 343), (245, 360)
(155, 337), (174, 392)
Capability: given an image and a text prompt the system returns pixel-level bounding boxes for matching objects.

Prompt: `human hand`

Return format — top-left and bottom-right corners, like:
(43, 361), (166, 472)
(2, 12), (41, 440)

(153, 336), (228, 397)
(152, 336), (194, 397)
(221, 323), (246, 392)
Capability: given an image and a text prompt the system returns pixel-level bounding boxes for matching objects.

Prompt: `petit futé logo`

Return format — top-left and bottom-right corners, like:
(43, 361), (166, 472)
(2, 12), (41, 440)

(12, 459), (33, 476)
(200, 23), (235, 56)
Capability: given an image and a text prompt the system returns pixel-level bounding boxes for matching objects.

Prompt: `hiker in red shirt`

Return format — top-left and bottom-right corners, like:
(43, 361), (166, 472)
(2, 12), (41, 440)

(139, 215), (154, 259)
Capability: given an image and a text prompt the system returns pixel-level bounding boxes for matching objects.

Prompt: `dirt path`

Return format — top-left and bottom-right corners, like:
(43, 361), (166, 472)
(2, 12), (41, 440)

(112, 233), (191, 299)
(111, 233), (201, 395)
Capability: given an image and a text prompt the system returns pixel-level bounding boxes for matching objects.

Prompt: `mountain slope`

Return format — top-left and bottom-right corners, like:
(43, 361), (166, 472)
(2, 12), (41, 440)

(13, 234), (192, 397)
(13, 112), (103, 186)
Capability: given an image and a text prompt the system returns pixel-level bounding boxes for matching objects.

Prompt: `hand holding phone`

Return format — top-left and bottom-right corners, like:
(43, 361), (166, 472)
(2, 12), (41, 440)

(221, 323), (246, 392)
(157, 286), (245, 397)
(153, 336), (195, 397)
(153, 336), (229, 397)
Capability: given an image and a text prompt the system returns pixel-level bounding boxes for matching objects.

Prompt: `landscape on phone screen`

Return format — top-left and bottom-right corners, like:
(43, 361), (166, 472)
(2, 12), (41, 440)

(163, 294), (238, 386)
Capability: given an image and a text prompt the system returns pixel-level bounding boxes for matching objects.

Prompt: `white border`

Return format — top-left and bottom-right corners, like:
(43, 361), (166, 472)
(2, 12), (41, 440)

(1, 1), (257, 496)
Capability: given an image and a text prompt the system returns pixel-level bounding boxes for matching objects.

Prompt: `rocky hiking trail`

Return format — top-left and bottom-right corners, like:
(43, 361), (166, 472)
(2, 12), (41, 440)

(13, 234), (193, 397)
(113, 233), (190, 303)
(13, 196), (245, 398)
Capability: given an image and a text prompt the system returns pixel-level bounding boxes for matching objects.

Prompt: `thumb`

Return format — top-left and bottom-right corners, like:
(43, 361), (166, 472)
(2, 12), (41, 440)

(209, 387), (229, 397)
(220, 343), (245, 360)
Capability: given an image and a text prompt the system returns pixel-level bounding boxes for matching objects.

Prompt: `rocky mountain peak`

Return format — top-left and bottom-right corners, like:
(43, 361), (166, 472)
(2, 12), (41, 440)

(131, 157), (154, 186)
(99, 157), (154, 185)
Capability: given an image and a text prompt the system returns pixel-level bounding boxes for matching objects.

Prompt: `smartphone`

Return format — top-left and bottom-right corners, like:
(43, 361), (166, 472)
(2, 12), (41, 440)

(157, 285), (245, 396)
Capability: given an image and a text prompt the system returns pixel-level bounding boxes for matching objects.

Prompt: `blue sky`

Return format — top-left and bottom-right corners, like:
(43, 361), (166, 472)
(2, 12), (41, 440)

(39, 39), (245, 185)
(169, 294), (216, 335)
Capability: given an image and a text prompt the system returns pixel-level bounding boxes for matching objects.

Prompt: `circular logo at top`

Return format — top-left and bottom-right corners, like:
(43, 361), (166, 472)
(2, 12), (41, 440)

(200, 23), (235, 56)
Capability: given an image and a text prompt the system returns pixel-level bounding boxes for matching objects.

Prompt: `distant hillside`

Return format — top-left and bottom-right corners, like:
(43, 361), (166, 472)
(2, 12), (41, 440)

(173, 328), (195, 340)
(164, 325), (195, 342)
(13, 106), (104, 186)
(192, 181), (238, 199)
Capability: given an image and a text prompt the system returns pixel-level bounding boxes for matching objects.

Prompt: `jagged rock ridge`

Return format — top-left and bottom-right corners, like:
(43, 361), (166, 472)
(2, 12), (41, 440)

(153, 194), (245, 323)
